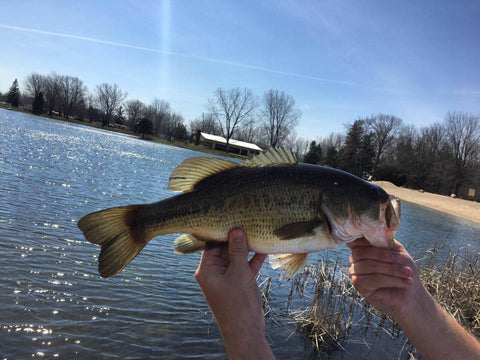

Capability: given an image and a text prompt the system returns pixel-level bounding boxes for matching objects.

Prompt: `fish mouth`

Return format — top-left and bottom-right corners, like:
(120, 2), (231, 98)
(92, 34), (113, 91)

(385, 195), (401, 231)
(376, 195), (401, 248)
(321, 195), (401, 248)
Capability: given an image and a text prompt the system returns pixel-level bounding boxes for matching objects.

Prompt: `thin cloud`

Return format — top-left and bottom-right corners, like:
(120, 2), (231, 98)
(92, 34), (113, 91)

(0, 24), (361, 87)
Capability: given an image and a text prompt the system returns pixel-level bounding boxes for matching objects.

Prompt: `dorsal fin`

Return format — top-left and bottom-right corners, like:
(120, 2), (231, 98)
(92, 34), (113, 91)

(168, 157), (238, 192)
(242, 148), (297, 167)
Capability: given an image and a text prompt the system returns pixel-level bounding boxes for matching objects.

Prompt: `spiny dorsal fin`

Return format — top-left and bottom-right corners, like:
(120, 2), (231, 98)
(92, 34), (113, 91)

(168, 157), (238, 192)
(242, 148), (297, 167)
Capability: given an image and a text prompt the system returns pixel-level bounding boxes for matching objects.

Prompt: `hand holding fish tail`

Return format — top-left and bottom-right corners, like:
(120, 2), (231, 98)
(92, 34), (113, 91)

(195, 229), (274, 360)
(348, 238), (480, 360)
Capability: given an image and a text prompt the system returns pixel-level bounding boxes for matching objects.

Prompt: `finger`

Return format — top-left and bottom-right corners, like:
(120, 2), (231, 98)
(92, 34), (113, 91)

(195, 246), (228, 282)
(203, 244), (223, 258)
(351, 246), (405, 265)
(228, 229), (249, 268)
(201, 245), (228, 265)
(347, 238), (371, 249)
(348, 237), (405, 251)
(195, 250), (208, 283)
(349, 259), (413, 279)
(351, 273), (413, 291)
(249, 253), (267, 277)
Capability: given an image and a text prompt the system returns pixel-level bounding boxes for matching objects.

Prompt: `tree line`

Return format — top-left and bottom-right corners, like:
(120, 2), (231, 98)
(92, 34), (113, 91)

(1, 73), (301, 149)
(2, 72), (479, 198)
(1, 73), (190, 141)
(300, 113), (480, 198)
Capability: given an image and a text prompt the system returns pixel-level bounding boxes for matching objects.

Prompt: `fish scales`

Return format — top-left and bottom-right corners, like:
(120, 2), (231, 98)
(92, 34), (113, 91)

(78, 148), (401, 278)
(135, 164), (325, 254)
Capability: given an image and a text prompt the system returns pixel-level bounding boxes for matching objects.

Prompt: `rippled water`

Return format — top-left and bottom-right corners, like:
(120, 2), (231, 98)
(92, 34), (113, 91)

(1, 109), (479, 359)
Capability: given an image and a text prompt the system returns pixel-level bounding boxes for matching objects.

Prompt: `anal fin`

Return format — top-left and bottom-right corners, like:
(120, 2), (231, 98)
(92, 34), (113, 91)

(269, 253), (308, 279)
(174, 234), (206, 254)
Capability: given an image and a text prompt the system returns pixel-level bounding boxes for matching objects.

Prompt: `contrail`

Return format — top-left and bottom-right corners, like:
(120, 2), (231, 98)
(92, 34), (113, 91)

(0, 24), (360, 87)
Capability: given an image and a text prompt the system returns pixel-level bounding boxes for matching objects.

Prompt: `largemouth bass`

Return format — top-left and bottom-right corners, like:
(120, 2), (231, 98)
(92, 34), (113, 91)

(78, 148), (400, 278)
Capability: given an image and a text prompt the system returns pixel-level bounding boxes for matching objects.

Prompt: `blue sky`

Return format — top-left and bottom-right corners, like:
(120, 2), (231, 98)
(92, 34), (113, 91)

(0, 0), (479, 138)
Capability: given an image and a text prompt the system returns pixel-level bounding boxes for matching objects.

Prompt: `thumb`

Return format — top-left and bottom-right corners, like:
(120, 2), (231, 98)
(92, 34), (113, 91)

(228, 229), (249, 268)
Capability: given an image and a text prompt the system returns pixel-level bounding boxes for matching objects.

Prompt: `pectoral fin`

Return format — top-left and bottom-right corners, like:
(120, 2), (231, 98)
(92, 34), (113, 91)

(174, 234), (206, 254)
(269, 253), (308, 279)
(273, 219), (324, 240)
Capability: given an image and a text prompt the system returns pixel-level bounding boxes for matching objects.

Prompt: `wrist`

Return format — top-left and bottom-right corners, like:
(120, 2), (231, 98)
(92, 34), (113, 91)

(393, 284), (434, 328)
(221, 327), (272, 360)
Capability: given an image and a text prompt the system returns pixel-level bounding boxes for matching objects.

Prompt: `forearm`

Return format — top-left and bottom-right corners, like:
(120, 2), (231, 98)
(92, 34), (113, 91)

(220, 327), (275, 360)
(395, 287), (480, 360)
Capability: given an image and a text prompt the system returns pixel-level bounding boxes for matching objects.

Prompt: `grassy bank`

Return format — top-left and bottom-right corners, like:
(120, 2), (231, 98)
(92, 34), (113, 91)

(259, 247), (480, 359)
(0, 104), (247, 160)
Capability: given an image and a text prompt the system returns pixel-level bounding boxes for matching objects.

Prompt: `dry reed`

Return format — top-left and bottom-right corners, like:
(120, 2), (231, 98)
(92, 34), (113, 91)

(284, 246), (480, 358)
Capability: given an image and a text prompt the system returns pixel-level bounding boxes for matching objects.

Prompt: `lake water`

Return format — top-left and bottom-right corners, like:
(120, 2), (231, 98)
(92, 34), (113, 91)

(1, 109), (479, 359)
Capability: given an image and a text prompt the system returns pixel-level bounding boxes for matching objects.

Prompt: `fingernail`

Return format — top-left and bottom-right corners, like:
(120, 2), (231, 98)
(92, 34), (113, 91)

(232, 230), (244, 244)
(400, 266), (412, 276)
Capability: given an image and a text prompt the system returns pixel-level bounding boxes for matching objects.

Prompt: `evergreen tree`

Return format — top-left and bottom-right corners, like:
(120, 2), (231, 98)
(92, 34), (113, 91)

(135, 118), (154, 139)
(115, 105), (125, 124)
(339, 120), (365, 176)
(32, 92), (45, 114)
(6, 79), (20, 107)
(172, 123), (188, 141)
(303, 141), (322, 164)
(359, 132), (375, 177)
(324, 145), (338, 168)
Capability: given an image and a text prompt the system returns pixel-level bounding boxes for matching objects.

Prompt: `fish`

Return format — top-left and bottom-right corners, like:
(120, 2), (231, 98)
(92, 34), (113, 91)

(78, 148), (401, 279)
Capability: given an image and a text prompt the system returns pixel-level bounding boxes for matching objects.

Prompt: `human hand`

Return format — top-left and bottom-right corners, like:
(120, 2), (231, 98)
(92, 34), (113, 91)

(347, 238), (428, 322)
(349, 238), (480, 359)
(195, 229), (274, 359)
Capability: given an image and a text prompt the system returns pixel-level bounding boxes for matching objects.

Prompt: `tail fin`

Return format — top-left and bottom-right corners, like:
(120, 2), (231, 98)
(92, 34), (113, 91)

(78, 205), (149, 278)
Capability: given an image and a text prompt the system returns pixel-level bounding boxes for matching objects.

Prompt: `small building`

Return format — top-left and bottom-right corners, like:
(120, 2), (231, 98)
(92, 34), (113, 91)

(459, 185), (480, 202)
(195, 131), (262, 157)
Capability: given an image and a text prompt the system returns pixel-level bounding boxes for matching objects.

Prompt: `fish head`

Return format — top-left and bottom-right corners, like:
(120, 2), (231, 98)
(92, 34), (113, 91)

(321, 180), (401, 248)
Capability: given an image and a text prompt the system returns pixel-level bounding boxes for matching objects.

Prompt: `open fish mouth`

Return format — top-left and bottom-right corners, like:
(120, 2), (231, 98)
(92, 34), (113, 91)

(386, 195), (401, 231)
(372, 194), (401, 248)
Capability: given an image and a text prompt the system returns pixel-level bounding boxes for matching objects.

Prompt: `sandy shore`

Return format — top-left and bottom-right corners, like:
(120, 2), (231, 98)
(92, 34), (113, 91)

(373, 181), (480, 225)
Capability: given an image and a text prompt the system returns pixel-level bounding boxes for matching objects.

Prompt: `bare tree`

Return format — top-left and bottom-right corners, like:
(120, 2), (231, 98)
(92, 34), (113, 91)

(285, 134), (309, 161)
(317, 132), (345, 151)
(166, 112), (184, 141)
(366, 114), (403, 177)
(150, 98), (171, 136)
(58, 75), (86, 118)
(414, 123), (445, 188)
(24, 73), (46, 98)
(236, 118), (259, 144)
(95, 83), (127, 126)
(125, 99), (144, 128)
(261, 89), (301, 148)
(86, 94), (101, 122)
(445, 112), (480, 194)
(189, 113), (219, 135)
(207, 87), (257, 152)
(44, 73), (62, 115)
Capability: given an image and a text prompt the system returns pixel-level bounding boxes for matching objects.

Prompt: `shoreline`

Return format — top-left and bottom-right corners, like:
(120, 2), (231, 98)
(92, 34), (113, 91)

(373, 181), (480, 225)
(0, 105), (247, 160)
